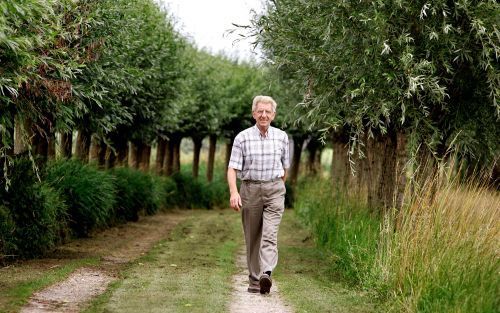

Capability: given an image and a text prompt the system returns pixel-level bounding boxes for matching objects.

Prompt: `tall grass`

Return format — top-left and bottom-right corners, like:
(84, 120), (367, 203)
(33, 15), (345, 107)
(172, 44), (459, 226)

(295, 174), (499, 312)
(375, 178), (500, 313)
(295, 178), (380, 284)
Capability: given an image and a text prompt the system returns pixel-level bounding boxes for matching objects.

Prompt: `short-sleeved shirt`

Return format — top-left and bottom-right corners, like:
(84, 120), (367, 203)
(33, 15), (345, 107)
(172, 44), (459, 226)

(228, 125), (290, 181)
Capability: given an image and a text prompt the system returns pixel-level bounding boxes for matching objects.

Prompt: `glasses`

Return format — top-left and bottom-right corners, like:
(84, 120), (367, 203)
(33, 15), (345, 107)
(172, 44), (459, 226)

(255, 110), (274, 116)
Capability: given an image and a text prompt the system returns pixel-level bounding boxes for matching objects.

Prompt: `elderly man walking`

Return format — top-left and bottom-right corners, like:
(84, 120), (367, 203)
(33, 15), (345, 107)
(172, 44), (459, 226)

(227, 95), (289, 294)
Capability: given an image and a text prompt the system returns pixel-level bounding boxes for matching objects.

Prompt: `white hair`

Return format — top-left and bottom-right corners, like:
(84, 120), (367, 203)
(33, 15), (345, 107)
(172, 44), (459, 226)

(252, 95), (277, 112)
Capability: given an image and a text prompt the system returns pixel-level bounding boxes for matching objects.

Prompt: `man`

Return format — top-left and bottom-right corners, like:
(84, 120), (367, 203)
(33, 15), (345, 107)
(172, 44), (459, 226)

(227, 95), (289, 294)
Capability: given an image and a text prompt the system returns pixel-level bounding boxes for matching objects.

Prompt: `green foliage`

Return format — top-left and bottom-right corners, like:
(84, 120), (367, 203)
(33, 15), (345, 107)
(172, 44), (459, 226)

(0, 204), (15, 260)
(45, 160), (116, 237)
(161, 170), (228, 210)
(111, 167), (161, 222)
(0, 157), (67, 259)
(295, 178), (379, 284)
(169, 173), (211, 209)
(252, 0), (500, 167)
(161, 176), (179, 209)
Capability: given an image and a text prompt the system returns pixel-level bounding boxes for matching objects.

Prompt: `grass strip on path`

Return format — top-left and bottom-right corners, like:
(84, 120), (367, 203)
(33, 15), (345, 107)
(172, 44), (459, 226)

(0, 210), (186, 313)
(0, 258), (99, 313)
(274, 210), (380, 313)
(85, 209), (242, 313)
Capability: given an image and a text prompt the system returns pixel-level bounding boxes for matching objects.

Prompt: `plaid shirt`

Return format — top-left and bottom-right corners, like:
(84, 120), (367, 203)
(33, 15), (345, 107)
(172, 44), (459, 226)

(228, 125), (290, 181)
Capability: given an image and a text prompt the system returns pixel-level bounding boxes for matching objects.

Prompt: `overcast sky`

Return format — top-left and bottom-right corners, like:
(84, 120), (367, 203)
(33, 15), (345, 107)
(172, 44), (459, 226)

(157, 0), (266, 61)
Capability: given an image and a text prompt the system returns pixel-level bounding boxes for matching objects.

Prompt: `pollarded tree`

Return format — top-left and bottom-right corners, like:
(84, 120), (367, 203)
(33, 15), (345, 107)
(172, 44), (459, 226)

(70, 0), (185, 170)
(176, 49), (228, 178)
(251, 0), (499, 209)
(0, 0), (100, 166)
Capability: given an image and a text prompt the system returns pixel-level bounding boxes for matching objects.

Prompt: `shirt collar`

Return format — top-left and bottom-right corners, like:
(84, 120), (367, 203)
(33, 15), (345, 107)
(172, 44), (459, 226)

(253, 124), (271, 139)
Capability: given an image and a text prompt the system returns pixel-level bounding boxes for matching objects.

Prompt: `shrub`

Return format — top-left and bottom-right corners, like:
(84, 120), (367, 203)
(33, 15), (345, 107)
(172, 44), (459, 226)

(0, 157), (67, 258)
(0, 205), (15, 261)
(45, 160), (116, 237)
(111, 167), (162, 222)
(162, 176), (179, 209)
(170, 172), (211, 209)
(168, 172), (232, 209)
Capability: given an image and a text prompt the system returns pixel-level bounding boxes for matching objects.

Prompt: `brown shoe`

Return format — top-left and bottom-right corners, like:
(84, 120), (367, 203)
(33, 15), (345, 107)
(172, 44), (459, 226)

(259, 273), (272, 294)
(248, 283), (260, 293)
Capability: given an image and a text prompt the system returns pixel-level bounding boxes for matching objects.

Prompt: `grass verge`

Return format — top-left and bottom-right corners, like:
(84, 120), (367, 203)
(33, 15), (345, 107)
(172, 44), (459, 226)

(0, 257), (99, 313)
(275, 210), (380, 313)
(84, 209), (241, 313)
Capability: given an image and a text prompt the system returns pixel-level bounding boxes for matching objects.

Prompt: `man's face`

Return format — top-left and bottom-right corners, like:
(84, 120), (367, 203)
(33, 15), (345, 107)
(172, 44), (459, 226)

(252, 102), (275, 129)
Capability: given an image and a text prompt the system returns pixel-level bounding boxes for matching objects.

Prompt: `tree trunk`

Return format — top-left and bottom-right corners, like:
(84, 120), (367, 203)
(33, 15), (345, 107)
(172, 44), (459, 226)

(89, 136), (107, 168)
(331, 132), (350, 193)
(98, 140), (107, 168)
(306, 137), (320, 176)
(289, 136), (305, 186)
(106, 146), (116, 169)
(139, 144), (151, 172)
(129, 142), (139, 169)
(31, 124), (49, 161)
(47, 134), (56, 159)
(163, 138), (174, 176)
(60, 131), (72, 158)
(14, 116), (31, 155)
(192, 136), (203, 178)
(75, 129), (91, 162)
(394, 131), (408, 211)
(107, 136), (128, 168)
(89, 135), (100, 164)
(207, 134), (217, 182)
(115, 138), (128, 167)
(155, 137), (167, 175)
(376, 132), (397, 211)
(172, 136), (182, 174)
(366, 136), (378, 210)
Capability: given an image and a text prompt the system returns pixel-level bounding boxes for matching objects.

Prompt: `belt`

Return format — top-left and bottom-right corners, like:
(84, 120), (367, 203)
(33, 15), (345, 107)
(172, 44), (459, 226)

(242, 178), (283, 184)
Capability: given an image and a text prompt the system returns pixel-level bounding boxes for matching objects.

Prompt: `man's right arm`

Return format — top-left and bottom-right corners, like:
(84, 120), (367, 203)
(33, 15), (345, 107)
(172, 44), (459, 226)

(227, 167), (242, 211)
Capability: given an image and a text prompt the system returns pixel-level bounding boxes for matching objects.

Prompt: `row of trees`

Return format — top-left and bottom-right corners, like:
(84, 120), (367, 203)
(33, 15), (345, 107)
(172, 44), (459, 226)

(250, 0), (499, 209)
(0, 0), (280, 186)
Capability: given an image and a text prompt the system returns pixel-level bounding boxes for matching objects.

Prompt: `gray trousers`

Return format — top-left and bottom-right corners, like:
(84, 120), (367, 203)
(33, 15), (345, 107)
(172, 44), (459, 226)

(240, 179), (286, 284)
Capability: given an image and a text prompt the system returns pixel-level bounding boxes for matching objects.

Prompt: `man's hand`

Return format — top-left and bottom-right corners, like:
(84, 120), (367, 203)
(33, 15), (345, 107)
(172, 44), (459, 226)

(227, 167), (241, 212)
(230, 191), (242, 212)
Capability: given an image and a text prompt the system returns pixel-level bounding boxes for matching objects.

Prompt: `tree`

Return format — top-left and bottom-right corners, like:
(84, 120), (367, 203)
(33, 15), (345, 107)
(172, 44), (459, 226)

(251, 0), (499, 209)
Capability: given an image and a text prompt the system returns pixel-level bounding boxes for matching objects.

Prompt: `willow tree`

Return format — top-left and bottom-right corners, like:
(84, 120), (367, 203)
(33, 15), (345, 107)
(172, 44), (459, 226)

(64, 0), (185, 170)
(252, 0), (499, 209)
(0, 0), (99, 168)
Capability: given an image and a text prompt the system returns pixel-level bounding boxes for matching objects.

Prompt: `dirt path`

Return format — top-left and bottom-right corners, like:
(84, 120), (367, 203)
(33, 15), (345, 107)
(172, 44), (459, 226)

(229, 250), (294, 313)
(17, 211), (187, 313)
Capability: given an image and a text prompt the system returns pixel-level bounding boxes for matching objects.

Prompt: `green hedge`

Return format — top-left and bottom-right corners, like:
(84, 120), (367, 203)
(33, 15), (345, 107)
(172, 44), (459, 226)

(168, 172), (228, 210)
(0, 157), (67, 259)
(111, 167), (162, 222)
(45, 160), (116, 237)
(1, 159), (230, 261)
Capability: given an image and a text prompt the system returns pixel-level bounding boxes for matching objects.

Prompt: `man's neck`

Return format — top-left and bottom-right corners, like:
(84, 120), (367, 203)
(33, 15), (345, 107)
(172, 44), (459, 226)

(256, 124), (269, 136)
